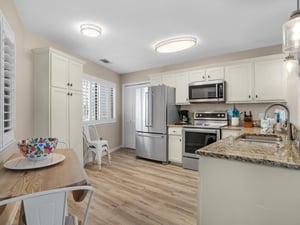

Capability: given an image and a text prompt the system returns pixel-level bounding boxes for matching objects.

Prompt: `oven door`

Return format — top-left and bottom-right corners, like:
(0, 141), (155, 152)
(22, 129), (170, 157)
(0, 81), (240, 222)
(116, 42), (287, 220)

(182, 128), (220, 158)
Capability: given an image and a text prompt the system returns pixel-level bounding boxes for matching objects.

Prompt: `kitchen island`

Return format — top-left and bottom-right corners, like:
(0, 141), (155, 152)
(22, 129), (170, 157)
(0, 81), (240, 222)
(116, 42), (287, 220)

(196, 133), (300, 225)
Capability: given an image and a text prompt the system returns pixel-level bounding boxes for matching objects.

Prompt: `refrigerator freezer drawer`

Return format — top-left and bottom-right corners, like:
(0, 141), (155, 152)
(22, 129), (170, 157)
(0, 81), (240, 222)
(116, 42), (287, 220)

(136, 132), (167, 163)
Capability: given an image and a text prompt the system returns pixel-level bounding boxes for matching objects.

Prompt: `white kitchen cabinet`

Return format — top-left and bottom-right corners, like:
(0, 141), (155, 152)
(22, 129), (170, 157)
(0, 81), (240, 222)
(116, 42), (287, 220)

(189, 67), (224, 83)
(33, 47), (85, 164)
(168, 127), (183, 164)
(161, 72), (189, 105)
(221, 129), (241, 139)
(254, 59), (286, 102)
(225, 55), (287, 103)
(225, 63), (253, 103)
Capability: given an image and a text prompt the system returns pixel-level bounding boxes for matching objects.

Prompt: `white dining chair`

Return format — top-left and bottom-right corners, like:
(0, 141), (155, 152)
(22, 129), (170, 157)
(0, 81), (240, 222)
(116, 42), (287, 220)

(82, 124), (111, 170)
(0, 185), (94, 225)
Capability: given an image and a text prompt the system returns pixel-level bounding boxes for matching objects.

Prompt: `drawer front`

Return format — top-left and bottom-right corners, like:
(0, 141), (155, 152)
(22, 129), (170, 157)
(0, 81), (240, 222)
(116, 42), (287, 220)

(168, 127), (182, 135)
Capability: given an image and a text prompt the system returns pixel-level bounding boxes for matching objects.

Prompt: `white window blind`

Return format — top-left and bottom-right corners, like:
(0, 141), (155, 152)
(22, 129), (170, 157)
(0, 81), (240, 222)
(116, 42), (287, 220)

(0, 12), (16, 151)
(82, 75), (116, 124)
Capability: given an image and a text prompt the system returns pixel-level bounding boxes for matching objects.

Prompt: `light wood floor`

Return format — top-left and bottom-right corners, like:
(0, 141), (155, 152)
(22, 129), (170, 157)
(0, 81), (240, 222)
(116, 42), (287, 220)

(70, 148), (198, 225)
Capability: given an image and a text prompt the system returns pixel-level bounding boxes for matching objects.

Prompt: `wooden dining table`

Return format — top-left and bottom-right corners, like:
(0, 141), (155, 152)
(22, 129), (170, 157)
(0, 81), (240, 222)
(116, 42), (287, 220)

(0, 149), (90, 224)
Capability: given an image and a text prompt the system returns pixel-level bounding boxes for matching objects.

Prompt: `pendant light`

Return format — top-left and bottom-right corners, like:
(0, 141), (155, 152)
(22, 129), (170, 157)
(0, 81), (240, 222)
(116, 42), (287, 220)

(284, 53), (298, 72)
(283, 0), (300, 52)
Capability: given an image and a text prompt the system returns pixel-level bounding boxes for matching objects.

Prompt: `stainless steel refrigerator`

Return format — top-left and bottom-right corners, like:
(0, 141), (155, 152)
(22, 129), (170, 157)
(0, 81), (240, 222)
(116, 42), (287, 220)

(135, 85), (178, 163)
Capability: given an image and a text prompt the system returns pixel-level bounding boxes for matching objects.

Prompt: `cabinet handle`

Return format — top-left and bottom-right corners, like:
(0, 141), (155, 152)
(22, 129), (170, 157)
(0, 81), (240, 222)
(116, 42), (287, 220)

(70, 93), (73, 96)
(179, 139), (181, 142)
(67, 93), (70, 96)
(256, 94), (258, 98)
(248, 95), (251, 99)
(67, 83), (70, 86)
(208, 75), (210, 78)
(202, 75), (205, 79)
(70, 83), (73, 87)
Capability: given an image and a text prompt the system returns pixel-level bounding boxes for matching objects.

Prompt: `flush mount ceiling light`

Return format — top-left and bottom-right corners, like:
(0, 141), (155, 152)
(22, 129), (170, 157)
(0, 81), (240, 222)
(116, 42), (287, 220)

(80, 24), (102, 37)
(284, 53), (298, 72)
(154, 36), (198, 53)
(283, 0), (300, 52)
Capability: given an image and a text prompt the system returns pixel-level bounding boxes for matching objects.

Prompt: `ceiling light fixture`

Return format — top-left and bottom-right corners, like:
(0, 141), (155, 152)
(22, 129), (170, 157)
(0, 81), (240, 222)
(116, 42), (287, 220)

(283, 0), (300, 52)
(80, 24), (102, 37)
(284, 53), (298, 72)
(154, 36), (198, 53)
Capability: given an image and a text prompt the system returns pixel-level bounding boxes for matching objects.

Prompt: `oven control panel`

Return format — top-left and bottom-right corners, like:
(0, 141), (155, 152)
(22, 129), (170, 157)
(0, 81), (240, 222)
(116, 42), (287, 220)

(194, 112), (227, 120)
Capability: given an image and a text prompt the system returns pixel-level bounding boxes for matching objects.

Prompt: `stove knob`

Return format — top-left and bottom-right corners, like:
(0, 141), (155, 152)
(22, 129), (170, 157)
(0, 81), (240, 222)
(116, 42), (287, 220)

(217, 114), (220, 117)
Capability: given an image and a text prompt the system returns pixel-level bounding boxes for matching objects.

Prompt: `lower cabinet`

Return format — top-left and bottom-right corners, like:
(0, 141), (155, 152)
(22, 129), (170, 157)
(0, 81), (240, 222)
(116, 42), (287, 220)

(168, 127), (183, 164)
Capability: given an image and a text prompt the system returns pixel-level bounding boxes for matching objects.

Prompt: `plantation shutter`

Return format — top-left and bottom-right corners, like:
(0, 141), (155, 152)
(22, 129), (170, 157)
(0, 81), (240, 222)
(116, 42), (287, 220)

(82, 75), (116, 123)
(0, 12), (16, 150)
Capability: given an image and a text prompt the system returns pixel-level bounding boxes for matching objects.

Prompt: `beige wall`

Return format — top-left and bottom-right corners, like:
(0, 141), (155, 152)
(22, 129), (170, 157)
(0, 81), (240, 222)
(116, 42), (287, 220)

(0, 0), (121, 163)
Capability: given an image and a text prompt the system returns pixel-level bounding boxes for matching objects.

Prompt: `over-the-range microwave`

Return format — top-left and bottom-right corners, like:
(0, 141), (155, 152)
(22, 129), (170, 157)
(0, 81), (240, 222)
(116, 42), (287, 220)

(188, 80), (225, 103)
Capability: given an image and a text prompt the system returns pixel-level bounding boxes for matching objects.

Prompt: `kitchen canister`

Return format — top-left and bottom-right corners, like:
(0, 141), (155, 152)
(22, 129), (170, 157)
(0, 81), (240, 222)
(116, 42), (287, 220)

(231, 117), (239, 126)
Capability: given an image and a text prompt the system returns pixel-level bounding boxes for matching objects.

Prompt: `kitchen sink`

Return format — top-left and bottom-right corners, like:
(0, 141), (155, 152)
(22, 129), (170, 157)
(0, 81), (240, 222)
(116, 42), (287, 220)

(237, 133), (283, 143)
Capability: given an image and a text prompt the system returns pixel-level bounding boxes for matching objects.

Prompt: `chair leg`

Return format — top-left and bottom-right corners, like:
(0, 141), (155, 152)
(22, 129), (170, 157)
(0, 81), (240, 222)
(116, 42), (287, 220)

(105, 144), (111, 165)
(96, 150), (102, 170)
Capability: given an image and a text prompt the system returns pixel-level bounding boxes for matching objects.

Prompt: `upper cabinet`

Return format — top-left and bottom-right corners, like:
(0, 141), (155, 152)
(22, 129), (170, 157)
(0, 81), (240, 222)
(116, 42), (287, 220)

(225, 55), (287, 103)
(254, 59), (286, 102)
(149, 54), (287, 105)
(188, 67), (224, 83)
(51, 52), (83, 92)
(225, 63), (253, 102)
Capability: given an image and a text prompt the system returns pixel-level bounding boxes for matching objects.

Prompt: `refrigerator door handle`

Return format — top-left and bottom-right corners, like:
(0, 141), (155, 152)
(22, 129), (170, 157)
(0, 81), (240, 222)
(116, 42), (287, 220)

(137, 133), (164, 138)
(148, 90), (153, 127)
(145, 91), (149, 127)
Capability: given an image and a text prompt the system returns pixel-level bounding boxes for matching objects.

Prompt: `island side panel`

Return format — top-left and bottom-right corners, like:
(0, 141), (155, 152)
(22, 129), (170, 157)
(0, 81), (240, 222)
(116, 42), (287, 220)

(198, 156), (300, 225)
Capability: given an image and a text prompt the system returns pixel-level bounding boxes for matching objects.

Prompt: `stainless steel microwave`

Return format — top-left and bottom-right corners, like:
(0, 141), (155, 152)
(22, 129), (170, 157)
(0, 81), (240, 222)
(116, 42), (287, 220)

(188, 80), (225, 103)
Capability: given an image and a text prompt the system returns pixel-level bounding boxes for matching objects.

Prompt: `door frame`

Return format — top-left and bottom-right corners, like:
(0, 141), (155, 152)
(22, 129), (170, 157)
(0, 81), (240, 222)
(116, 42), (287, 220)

(122, 81), (150, 148)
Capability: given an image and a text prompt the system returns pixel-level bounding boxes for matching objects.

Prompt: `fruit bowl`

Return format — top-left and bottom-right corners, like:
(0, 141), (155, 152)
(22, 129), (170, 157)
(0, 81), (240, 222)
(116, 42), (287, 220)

(17, 137), (58, 161)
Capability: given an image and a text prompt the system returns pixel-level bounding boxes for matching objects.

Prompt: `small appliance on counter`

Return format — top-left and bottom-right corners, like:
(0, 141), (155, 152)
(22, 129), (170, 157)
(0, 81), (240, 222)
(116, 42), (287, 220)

(178, 110), (189, 124)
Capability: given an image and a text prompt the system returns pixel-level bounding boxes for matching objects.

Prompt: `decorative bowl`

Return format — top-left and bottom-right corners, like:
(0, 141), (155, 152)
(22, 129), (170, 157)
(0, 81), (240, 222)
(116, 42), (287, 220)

(17, 137), (58, 161)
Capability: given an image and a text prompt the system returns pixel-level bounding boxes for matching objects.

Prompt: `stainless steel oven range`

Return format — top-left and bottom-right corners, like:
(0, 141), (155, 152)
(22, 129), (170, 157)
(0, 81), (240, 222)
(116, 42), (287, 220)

(182, 111), (228, 171)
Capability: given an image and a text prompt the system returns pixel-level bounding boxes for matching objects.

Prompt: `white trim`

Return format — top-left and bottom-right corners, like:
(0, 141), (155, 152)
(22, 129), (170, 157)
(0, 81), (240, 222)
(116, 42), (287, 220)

(122, 81), (149, 148)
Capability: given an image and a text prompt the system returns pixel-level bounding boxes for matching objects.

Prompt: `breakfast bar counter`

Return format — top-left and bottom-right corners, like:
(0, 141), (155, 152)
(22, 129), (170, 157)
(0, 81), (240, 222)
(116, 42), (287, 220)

(196, 134), (300, 170)
(196, 131), (300, 225)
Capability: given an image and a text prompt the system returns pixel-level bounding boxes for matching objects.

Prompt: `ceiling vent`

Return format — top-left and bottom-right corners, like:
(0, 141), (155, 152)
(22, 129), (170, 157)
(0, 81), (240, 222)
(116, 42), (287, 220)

(100, 59), (111, 64)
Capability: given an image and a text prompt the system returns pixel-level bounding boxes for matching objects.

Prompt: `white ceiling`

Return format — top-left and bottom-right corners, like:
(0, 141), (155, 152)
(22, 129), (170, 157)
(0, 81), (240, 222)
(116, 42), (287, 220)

(13, 0), (296, 74)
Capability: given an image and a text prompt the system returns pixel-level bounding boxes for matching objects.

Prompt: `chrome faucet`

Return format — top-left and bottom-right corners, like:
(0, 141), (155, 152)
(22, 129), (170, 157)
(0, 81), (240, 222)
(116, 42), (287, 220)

(264, 103), (293, 140)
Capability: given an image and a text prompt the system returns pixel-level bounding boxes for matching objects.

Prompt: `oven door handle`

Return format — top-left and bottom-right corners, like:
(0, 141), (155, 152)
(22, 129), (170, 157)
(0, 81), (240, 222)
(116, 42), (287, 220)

(183, 128), (219, 134)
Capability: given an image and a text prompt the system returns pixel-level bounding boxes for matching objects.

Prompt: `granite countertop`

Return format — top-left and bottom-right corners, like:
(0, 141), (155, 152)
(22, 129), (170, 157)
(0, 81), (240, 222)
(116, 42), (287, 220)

(196, 132), (300, 170)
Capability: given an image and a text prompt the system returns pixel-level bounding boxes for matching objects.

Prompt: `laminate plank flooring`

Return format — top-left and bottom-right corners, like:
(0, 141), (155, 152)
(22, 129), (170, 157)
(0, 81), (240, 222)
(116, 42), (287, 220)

(13, 148), (198, 225)
(71, 148), (198, 225)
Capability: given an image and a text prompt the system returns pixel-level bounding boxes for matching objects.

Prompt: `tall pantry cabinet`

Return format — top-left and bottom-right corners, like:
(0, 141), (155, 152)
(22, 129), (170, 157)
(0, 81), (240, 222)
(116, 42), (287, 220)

(33, 47), (85, 164)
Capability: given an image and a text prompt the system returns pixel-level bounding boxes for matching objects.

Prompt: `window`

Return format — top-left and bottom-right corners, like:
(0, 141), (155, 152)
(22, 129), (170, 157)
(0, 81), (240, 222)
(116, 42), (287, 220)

(0, 12), (16, 152)
(82, 74), (116, 124)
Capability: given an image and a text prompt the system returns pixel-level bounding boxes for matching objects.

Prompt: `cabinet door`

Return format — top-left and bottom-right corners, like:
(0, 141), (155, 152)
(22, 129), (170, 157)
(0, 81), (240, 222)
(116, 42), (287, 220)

(206, 67), (224, 80)
(175, 73), (189, 104)
(168, 135), (182, 164)
(189, 69), (206, 83)
(69, 60), (83, 92)
(51, 53), (69, 89)
(254, 59), (287, 102)
(225, 63), (253, 103)
(69, 91), (83, 164)
(51, 88), (69, 146)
